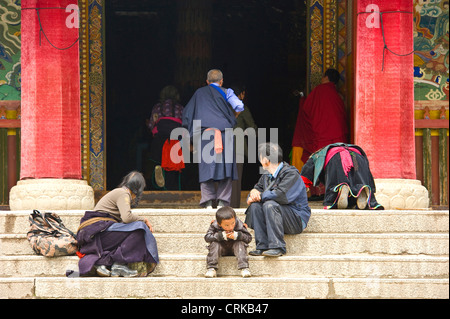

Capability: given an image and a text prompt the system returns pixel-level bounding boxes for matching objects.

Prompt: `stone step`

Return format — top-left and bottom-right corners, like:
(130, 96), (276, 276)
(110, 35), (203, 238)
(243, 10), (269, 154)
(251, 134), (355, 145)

(1, 254), (448, 279)
(1, 209), (448, 234)
(1, 232), (448, 256)
(103, 190), (245, 208)
(2, 276), (448, 299)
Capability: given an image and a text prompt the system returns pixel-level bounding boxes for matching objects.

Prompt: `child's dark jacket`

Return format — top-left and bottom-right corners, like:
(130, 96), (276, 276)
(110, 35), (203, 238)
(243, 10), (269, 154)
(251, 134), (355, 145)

(204, 218), (252, 244)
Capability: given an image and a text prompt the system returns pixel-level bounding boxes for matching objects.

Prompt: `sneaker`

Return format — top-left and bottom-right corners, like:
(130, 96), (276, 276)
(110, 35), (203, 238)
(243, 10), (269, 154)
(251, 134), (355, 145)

(217, 200), (227, 209)
(249, 249), (265, 256)
(154, 165), (165, 188)
(95, 265), (110, 277)
(205, 268), (217, 278)
(337, 184), (350, 209)
(204, 200), (213, 209)
(357, 187), (369, 209)
(262, 249), (284, 257)
(111, 263), (139, 278)
(241, 268), (251, 278)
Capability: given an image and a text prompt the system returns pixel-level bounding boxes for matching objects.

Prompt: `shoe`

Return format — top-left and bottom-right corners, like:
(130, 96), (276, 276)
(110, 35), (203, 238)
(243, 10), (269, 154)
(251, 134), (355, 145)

(249, 249), (265, 256)
(241, 268), (251, 278)
(337, 184), (350, 209)
(205, 268), (217, 278)
(204, 200), (213, 209)
(128, 261), (157, 277)
(217, 200), (227, 209)
(262, 249), (284, 257)
(357, 187), (369, 209)
(110, 263), (139, 278)
(95, 265), (110, 277)
(154, 165), (165, 188)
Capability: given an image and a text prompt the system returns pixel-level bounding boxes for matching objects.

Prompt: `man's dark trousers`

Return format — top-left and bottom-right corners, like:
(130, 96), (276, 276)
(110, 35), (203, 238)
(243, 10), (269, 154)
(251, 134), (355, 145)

(246, 200), (303, 253)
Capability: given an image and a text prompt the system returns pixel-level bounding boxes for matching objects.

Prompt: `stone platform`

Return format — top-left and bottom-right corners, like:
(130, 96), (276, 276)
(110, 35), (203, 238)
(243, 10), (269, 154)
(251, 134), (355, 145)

(0, 207), (448, 299)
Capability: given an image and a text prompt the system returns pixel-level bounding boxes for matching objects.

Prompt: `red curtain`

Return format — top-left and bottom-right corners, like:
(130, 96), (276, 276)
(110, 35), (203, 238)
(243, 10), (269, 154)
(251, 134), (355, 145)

(21, 0), (81, 179)
(354, 0), (415, 179)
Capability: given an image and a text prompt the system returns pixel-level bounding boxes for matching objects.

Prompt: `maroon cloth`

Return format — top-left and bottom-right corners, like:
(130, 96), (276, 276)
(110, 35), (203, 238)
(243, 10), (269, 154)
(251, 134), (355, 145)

(292, 82), (349, 157)
(77, 211), (157, 276)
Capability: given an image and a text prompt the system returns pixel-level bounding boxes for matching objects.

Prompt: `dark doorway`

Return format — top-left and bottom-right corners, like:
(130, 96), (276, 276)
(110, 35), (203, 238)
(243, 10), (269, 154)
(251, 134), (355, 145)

(105, 0), (307, 190)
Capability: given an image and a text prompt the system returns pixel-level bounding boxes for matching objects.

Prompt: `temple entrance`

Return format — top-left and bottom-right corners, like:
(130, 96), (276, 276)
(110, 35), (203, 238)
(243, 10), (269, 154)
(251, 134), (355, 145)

(105, 0), (307, 190)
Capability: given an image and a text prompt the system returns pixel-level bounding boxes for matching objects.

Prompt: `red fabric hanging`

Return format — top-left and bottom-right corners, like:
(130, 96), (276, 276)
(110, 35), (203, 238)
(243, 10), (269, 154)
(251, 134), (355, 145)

(21, 0), (81, 179)
(354, 0), (415, 179)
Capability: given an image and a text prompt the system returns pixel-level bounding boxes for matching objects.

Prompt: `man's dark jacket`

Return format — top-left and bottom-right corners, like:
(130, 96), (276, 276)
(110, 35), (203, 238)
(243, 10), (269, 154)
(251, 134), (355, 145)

(252, 162), (311, 227)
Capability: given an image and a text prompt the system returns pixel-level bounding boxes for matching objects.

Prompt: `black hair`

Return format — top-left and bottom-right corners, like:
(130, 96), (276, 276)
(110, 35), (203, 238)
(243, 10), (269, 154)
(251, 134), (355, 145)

(216, 206), (236, 224)
(159, 85), (180, 104)
(118, 171), (146, 207)
(324, 68), (341, 85)
(229, 83), (246, 96)
(258, 142), (284, 164)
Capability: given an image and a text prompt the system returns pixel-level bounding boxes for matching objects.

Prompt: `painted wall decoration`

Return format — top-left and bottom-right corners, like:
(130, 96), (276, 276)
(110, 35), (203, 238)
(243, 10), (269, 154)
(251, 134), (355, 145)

(414, 0), (449, 104)
(308, 0), (325, 93)
(307, 0), (350, 101)
(0, 0), (21, 101)
(79, 0), (107, 191)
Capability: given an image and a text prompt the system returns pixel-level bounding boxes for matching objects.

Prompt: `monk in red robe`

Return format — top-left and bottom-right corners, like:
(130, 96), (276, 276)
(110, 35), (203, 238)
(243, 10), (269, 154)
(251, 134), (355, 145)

(292, 69), (349, 199)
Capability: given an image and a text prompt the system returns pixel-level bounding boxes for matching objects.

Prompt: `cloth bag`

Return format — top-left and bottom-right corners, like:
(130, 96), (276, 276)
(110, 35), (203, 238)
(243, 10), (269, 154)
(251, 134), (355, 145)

(27, 210), (78, 257)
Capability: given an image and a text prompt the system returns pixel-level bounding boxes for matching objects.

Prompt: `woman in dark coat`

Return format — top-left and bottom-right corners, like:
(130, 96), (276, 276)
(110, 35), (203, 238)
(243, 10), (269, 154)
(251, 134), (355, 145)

(300, 143), (384, 210)
(147, 85), (184, 190)
(76, 171), (159, 277)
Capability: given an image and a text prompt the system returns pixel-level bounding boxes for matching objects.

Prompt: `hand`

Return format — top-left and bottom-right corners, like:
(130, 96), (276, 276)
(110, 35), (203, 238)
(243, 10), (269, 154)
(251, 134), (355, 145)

(247, 189), (261, 205)
(144, 218), (154, 233)
(226, 231), (235, 240)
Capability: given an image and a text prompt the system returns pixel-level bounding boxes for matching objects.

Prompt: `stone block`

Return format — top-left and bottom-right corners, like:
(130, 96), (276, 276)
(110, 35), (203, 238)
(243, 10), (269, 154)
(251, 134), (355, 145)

(9, 179), (95, 211)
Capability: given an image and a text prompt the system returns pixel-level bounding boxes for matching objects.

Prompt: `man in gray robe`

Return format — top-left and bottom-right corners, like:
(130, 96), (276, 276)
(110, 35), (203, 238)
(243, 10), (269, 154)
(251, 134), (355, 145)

(182, 69), (244, 208)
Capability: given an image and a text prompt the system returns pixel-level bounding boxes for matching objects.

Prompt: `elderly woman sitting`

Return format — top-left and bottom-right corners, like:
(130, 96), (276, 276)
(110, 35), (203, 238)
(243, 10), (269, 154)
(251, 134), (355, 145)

(76, 171), (158, 277)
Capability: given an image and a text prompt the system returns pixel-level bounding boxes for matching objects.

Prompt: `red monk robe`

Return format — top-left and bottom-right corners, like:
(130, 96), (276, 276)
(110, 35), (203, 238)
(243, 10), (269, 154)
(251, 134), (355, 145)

(293, 81), (349, 164)
(291, 75), (349, 197)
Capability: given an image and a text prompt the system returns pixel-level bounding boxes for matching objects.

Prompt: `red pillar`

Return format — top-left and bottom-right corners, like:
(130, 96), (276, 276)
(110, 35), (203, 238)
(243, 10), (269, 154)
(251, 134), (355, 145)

(21, 0), (81, 179)
(354, 0), (415, 179)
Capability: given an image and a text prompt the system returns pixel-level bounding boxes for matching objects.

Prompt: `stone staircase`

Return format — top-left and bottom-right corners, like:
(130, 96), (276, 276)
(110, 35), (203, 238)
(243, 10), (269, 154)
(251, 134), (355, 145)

(0, 207), (448, 299)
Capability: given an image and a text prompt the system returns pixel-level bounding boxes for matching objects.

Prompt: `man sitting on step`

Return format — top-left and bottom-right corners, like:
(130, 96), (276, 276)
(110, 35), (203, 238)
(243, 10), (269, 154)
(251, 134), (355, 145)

(245, 143), (311, 257)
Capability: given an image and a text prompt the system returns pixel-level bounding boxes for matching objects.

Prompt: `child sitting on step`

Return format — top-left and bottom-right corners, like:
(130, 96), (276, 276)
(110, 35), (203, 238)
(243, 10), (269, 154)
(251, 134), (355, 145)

(204, 206), (252, 278)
